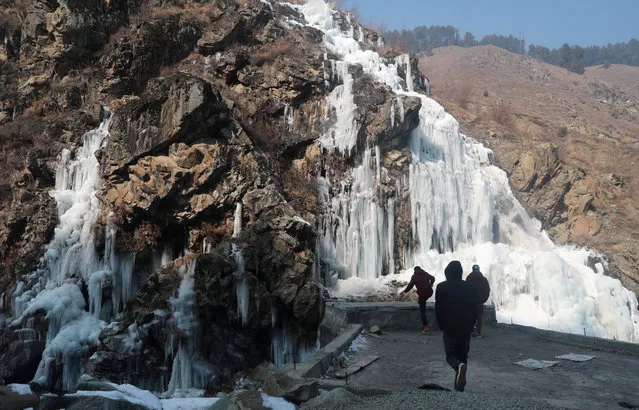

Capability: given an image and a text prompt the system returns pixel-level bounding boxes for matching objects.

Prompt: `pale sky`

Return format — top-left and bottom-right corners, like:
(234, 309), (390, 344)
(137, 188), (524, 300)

(340, 0), (637, 48)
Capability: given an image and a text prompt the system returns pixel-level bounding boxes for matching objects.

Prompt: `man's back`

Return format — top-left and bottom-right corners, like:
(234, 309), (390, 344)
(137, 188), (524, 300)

(436, 277), (478, 338)
(466, 270), (490, 304)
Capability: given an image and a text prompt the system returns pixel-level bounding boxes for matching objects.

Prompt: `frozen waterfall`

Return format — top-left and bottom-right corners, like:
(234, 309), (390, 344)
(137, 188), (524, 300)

(9, 113), (140, 389)
(298, 0), (639, 343)
(164, 260), (214, 397)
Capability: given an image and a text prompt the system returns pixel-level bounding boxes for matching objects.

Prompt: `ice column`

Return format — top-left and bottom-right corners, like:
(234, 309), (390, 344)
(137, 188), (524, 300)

(232, 203), (250, 325)
(165, 260), (213, 397)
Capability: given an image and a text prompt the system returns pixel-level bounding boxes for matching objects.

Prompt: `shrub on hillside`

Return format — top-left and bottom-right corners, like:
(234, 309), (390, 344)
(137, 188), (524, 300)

(490, 100), (511, 125)
(558, 126), (568, 138)
(250, 41), (295, 65)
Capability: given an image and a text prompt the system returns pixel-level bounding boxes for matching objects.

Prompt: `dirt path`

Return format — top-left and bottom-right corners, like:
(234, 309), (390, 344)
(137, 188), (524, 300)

(335, 324), (639, 409)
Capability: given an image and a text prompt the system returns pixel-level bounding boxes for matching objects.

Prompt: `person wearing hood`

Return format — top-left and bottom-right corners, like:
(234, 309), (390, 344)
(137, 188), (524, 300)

(401, 266), (436, 333)
(435, 261), (478, 392)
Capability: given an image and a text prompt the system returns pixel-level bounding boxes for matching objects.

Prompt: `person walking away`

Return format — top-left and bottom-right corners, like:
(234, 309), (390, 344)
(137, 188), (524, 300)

(401, 266), (436, 333)
(466, 264), (490, 338)
(435, 261), (478, 392)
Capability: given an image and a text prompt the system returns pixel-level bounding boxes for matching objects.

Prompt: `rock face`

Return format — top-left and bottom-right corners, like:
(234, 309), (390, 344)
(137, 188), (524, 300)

(0, 313), (48, 384)
(0, 0), (335, 392)
(0, 0), (428, 392)
(496, 141), (636, 291)
(86, 60), (325, 389)
(498, 142), (601, 242)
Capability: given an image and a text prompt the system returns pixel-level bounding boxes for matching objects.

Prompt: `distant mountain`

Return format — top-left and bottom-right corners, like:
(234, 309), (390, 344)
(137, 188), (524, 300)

(385, 25), (639, 73)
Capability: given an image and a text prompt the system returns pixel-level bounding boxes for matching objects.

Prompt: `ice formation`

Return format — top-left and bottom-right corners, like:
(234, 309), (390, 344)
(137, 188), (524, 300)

(9, 115), (143, 389)
(165, 260), (214, 397)
(297, 0), (639, 343)
(232, 203), (250, 325)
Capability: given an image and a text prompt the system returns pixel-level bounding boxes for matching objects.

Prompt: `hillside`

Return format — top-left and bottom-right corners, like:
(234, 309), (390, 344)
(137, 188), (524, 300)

(420, 45), (639, 295)
(585, 64), (639, 100)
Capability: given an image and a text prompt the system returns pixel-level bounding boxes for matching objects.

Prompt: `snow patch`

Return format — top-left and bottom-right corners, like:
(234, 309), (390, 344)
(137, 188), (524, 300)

(69, 383), (161, 410)
(8, 384), (33, 395)
(261, 393), (296, 410)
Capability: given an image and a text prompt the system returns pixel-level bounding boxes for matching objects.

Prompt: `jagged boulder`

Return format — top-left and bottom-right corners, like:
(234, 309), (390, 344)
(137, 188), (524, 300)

(19, 0), (129, 89)
(197, 0), (271, 56)
(210, 390), (271, 410)
(497, 142), (603, 243)
(105, 142), (247, 222)
(104, 73), (237, 174)
(100, 12), (201, 97)
(350, 70), (422, 151)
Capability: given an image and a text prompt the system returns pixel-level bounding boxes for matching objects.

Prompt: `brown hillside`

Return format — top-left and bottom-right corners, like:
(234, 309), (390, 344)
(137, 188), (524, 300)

(419, 45), (639, 294)
(586, 64), (639, 100)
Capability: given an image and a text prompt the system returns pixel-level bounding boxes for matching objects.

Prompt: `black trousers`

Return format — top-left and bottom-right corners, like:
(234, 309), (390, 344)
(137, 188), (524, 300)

(418, 297), (429, 326)
(443, 333), (471, 371)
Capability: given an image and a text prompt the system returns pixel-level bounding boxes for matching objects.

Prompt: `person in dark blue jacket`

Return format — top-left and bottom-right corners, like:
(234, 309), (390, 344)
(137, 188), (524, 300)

(435, 260), (478, 392)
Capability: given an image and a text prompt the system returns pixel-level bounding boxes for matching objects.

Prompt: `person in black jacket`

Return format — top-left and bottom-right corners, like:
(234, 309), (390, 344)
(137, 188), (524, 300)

(466, 264), (490, 338)
(435, 260), (478, 392)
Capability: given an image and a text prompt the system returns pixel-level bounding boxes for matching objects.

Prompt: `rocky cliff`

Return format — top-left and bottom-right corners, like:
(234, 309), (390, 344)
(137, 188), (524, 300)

(0, 0), (426, 393)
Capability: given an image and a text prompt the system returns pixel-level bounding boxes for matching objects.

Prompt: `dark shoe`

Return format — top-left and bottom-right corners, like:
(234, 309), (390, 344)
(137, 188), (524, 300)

(471, 331), (478, 338)
(456, 363), (467, 392)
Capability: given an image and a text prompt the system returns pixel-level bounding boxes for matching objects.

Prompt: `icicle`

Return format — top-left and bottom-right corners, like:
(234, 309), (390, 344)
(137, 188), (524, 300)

(164, 261), (214, 397)
(323, 60), (357, 155)
(386, 198), (395, 275)
(284, 104), (294, 130)
(161, 248), (174, 266)
(202, 238), (213, 254)
(9, 116), (117, 390)
(404, 54), (414, 92)
(317, 148), (392, 281)
(398, 97), (405, 123)
(271, 314), (318, 367)
(88, 270), (110, 319)
(390, 99), (395, 128)
(232, 203), (249, 325)
(375, 146), (381, 187)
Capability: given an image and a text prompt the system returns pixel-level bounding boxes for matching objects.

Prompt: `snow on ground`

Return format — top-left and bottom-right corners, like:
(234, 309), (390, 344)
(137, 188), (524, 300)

(67, 383), (162, 410)
(348, 334), (368, 353)
(261, 393), (296, 410)
(8, 384), (33, 395)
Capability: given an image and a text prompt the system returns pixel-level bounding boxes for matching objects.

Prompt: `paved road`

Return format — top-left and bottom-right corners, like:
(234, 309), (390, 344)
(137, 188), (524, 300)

(329, 324), (639, 409)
